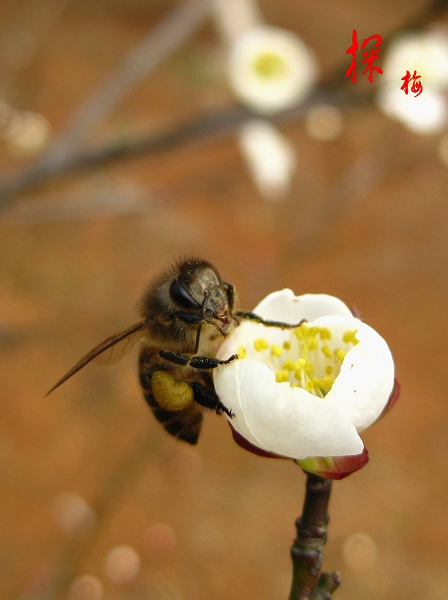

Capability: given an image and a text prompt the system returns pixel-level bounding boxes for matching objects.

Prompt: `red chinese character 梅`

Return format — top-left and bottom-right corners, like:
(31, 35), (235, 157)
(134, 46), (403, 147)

(400, 70), (423, 97)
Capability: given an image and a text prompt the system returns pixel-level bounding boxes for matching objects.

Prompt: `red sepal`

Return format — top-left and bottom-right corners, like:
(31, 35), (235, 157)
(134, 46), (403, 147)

(297, 447), (369, 480)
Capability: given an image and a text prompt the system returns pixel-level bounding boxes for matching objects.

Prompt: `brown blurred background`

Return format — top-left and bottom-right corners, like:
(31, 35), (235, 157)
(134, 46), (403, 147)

(0, 1), (447, 599)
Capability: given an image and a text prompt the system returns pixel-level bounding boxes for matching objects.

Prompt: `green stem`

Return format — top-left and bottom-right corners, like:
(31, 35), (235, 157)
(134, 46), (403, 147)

(288, 473), (340, 600)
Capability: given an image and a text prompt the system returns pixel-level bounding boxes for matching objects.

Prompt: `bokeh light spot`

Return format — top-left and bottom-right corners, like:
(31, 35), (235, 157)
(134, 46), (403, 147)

(142, 522), (177, 559)
(342, 532), (377, 571)
(68, 575), (103, 600)
(52, 491), (96, 534)
(104, 544), (141, 585)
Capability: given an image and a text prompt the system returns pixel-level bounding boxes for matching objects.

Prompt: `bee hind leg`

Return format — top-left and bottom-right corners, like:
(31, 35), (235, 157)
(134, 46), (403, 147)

(188, 381), (235, 418)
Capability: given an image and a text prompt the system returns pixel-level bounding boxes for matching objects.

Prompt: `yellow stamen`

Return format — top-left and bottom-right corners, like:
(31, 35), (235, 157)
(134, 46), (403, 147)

(307, 336), (318, 350)
(283, 359), (296, 371)
(321, 375), (335, 389)
(321, 343), (332, 358)
(270, 344), (283, 357)
(275, 369), (290, 383)
(244, 322), (359, 398)
(319, 328), (332, 340)
(293, 369), (302, 382)
(238, 346), (247, 359)
(254, 338), (269, 352)
(335, 348), (347, 363)
(343, 329), (359, 345)
(305, 362), (314, 374)
(294, 323), (309, 339)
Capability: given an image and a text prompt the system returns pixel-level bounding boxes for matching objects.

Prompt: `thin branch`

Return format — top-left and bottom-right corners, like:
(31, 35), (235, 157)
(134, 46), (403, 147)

(289, 473), (338, 600)
(0, 105), (253, 203)
(0, 88), (362, 210)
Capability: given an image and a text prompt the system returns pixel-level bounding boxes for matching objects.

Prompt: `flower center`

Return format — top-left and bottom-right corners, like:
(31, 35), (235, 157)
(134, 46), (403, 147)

(238, 322), (359, 398)
(252, 51), (288, 79)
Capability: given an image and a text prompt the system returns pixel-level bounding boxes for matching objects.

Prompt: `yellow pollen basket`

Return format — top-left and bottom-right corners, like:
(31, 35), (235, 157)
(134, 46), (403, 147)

(242, 323), (359, 398)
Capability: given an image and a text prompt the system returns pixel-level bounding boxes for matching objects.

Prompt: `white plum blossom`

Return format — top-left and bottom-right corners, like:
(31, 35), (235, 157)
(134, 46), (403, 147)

(228, 25), (319, 115)
(214, 290), (396, 477)
(377, 29), (448, 134)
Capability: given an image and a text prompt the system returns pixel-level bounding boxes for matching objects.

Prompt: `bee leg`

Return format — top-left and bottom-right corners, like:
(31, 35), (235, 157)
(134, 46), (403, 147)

(234, 311), (308, 329)
(140, 362), (235, 418)
(158, 350), (238, 370)
(188, 381), (235, 418)
(139, 363), (165, 388)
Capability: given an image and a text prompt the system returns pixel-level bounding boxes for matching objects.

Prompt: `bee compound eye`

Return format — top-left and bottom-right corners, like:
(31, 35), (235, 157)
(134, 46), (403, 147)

(169, 279), (201, 309)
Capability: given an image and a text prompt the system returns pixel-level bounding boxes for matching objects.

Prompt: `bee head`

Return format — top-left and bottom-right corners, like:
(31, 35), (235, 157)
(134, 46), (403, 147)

(169, 261), (232, 334)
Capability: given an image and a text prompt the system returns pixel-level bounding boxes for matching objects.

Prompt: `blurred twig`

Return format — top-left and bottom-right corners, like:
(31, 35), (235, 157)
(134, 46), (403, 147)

(0, 0), (447, 208)
(40, 0), (211, 160)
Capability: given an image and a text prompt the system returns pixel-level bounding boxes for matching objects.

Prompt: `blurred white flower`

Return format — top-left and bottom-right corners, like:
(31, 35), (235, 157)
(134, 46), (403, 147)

(377, 29), (448, 134)
(214, 290), (397, 478)
(228, 25), (319, 114)
(238, 119), (296, 200)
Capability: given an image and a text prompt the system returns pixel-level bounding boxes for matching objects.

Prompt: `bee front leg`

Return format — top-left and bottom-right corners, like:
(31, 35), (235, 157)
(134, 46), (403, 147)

(235, 311), (307, 329)
(158, 350), (238, 370)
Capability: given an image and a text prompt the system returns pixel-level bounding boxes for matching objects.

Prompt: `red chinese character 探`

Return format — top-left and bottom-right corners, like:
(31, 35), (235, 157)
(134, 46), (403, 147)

(400, 70), (423, 97)
(346, 30), (383, 84)
(345, 30), (358, 83)
(361, 34), (383, 83)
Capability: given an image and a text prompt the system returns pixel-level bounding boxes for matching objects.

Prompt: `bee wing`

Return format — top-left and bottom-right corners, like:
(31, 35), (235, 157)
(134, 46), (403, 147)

(46, 319), (148, 395)
(93, 325), (145, 365)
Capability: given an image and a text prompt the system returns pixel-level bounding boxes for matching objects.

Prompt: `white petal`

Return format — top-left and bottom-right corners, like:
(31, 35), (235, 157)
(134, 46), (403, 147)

(252, 289), (353, 322)
(214, 359), (363, 458)
(214, 357), (266, 448)
(325, 320), (395, 431)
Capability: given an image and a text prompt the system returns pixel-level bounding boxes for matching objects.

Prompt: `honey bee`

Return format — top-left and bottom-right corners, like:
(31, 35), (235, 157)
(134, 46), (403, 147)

(48, 259), (303, 444)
